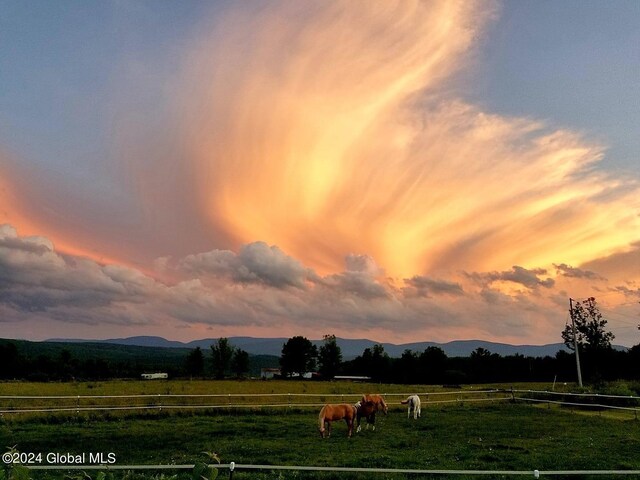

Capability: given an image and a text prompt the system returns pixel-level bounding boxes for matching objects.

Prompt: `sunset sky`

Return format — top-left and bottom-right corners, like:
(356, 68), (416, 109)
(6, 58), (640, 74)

(1, 1), (639, 346)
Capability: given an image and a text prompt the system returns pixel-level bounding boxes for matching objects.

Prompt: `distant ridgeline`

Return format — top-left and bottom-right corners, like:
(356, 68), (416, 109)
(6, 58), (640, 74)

(0, 336), (636, 383)
(45, 335), (584, 358)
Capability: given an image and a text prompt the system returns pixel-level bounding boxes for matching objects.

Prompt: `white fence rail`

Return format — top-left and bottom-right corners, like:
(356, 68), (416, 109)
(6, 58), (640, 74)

(511, 389), (640, 418)
(6, 390), (640, 477)
(0, 390), (505, 414)
(1, 389), (638, 416)
(22, 462), (640, 478)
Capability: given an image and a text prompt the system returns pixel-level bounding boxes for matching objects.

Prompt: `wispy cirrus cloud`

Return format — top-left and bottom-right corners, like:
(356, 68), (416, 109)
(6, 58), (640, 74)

(112, 0), (638, 281)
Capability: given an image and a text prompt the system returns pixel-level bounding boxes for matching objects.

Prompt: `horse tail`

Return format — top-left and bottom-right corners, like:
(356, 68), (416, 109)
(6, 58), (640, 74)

(401, 396), (410, 404)
(318, 405), (327, 433)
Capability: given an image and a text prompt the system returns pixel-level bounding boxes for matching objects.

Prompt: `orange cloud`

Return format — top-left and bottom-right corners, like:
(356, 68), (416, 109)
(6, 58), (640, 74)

(119, 0), (638, 280)
(121, 0), (496, 276)
(0, 159), (134, 268)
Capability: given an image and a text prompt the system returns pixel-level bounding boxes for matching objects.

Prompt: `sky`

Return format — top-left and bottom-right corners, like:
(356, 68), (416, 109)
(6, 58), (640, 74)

(1, 0), (639, 346)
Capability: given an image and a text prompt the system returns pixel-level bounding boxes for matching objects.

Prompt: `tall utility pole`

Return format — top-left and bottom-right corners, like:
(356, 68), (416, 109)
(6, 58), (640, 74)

(569, 298), (583, 387)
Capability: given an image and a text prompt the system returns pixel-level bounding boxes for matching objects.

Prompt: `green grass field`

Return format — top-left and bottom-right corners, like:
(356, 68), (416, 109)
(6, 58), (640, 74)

(1, 380), (639, 479)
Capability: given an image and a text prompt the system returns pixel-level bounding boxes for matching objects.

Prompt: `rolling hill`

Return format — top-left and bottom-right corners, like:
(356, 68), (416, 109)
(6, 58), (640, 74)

(46, 335), (577, 358)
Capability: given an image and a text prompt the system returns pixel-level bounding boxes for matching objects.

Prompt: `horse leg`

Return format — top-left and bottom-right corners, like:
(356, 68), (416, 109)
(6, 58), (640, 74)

(356, 414), (362, 433)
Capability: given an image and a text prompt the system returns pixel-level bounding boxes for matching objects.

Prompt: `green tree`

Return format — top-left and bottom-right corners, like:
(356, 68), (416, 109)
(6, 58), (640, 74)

(211, 338), (234, 379)
(419, 346), (448, 384)
(318, 334), (342, 379)
(280, 336), (317, 378)
(562, 297), (614, 353)
(370, 344), (391, 382)
(470, 347), (500, 382)
(230, 349), (250, 378)
(0, 342), (22, 378)
(562, 297), (616, 383)
(360, 347), (373, 376)
(471, 347), (491, 359)
(186, 347), (205, 377)
(394, 349), (418, 384)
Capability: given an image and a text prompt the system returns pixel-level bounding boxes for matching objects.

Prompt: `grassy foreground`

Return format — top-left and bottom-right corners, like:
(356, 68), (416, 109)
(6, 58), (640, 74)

(1, 380), (639, 479)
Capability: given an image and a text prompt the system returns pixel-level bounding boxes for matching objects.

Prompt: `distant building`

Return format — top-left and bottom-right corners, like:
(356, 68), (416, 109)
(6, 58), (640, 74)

(260, 368), (281, 379)
(141, 373), (168, 380)
(333, 375), (371, 382)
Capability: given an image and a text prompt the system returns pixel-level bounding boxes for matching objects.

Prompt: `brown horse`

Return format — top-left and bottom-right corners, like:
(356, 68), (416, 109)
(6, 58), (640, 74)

(356, 394), (388, 432)
(318, 403), (357, 438)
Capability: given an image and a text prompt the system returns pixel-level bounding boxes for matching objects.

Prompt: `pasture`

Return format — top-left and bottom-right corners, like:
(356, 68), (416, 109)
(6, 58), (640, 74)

(1, 380), (639, 479)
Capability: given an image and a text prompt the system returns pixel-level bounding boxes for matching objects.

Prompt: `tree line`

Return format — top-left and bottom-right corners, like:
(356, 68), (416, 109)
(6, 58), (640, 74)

(270, 298), (639, 385)
(271, 333), (639, 385)
(1, 297), (637, 384)
(0, 343), (170, 381)
(2, 336), (638, 384)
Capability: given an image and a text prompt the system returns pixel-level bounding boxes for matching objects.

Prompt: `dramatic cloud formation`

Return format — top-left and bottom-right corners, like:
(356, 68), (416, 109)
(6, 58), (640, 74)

(404, 276), (465, 298)
(90, 0), (639, 284)
(466, 266), (555, 291)
(179, 242), (314, 290)
(1, 1), (638, 345)
(1, 223), (636, 345)
(554, 263), (605, 281)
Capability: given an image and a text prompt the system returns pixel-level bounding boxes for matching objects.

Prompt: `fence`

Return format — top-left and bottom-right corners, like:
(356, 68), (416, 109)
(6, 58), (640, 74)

(512, 389), (640, 418)
(0, 390), (510, 415)
(1, 389), (639, 417)
(5, 390), (640, 478)
(22, 462), (640, 478)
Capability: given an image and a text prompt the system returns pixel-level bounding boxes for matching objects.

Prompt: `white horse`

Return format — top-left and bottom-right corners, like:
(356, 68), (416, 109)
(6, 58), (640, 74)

(401, 395), (421, 419)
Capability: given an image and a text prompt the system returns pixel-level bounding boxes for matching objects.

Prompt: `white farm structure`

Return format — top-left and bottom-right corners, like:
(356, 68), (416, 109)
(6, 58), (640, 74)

(141, 373), (168, 380)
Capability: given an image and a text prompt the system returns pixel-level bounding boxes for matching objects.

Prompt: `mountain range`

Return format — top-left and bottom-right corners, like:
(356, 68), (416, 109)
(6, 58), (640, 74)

(46, 335), (582, 358)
